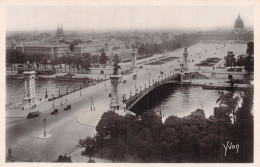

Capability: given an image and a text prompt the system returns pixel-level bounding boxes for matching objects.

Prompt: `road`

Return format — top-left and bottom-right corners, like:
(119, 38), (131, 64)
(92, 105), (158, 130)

(6, 62), (175, 162)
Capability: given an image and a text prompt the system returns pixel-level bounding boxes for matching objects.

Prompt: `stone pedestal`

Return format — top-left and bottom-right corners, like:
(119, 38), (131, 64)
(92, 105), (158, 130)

(110, 74), (123, 112)
(131, 51), (137, 69)
(21, 71), (37, 109)
(183, 48), (189, 72)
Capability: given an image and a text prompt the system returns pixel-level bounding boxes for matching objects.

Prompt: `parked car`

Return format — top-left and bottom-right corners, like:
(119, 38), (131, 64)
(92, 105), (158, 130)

(133, 74), (137, 80)
(64, 105), (71, 111)
(122, 80), (127, 84)
(51, 109), (58, 115)
(27, 111), (41, 119)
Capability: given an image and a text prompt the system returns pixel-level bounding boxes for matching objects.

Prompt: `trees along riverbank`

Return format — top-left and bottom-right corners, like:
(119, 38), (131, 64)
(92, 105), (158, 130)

(77, 83), (253, 163)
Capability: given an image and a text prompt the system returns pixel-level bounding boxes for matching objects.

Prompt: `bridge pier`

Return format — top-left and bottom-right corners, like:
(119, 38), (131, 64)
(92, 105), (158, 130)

(110, 74), (123, 112)
(21, 71), (37, 109)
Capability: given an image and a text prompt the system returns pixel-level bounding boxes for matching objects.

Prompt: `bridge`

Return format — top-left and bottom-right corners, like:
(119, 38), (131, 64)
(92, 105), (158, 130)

(124, 72), (182, 110)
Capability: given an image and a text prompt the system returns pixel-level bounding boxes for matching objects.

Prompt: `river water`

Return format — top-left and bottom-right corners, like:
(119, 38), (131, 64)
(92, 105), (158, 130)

(6, 79), (90, 105)
(152, 85), (219, 119)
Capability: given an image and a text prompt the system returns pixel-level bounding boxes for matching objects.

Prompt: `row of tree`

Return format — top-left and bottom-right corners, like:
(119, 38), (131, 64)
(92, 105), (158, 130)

(136, 33), (200, 56)
(78, 80), (253, 162)
(6, 48), (113, 71)
(224, 42), (254, 74)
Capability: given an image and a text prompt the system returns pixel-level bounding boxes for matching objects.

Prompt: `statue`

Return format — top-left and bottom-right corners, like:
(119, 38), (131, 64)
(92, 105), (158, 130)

(6, 148), (15, 162)
(113, 62), (121, 75)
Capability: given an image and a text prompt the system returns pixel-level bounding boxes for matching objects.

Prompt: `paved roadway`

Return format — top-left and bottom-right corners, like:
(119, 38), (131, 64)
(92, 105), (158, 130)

(6, 62), (175, 162)
(6, 42), (247, 162)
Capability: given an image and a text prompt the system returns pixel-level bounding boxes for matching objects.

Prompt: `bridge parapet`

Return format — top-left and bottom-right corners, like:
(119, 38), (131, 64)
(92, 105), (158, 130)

(125, 74), (180, 110)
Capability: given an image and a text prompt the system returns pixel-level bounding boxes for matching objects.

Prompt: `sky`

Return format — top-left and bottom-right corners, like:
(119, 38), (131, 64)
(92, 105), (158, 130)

(6, 5), (254, 31)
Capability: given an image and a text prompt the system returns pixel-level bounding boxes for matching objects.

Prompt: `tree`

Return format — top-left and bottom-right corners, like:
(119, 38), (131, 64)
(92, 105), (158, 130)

(99, 51), (109, 64)
(244, 55), (254, 74)
(138, 44), (145, 55)
(79, 137), (96, 162)
(234, 86), (253, 162)
(82, 53), (91, 71)
(224, 51), (236, 68)
(236, 55), (246, 66)
(113, 55), (121, 64)
(244, 42), (254, 74)
(216, 79), (240, 124)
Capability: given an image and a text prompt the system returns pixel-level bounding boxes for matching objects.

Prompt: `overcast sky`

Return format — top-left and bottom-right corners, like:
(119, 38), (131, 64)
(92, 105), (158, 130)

(6, 5), (254, 31)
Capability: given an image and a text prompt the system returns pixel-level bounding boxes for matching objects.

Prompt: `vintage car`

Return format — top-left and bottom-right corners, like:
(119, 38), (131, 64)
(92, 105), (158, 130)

(133, 74), (137, 80)
(27, 111), (41, 119)
(64, 105), (71, 111)
(51, 109), (59, 115)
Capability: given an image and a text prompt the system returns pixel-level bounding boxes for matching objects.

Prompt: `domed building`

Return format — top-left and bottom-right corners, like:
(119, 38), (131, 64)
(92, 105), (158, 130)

(234, 14), (244, 31)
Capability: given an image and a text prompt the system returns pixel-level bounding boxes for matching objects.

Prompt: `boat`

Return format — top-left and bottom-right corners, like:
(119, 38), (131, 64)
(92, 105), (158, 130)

(55, 73), (90, 81)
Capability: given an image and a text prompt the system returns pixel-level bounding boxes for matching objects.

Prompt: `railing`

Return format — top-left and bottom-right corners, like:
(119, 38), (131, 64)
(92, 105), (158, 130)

(125, 74), (179, 110)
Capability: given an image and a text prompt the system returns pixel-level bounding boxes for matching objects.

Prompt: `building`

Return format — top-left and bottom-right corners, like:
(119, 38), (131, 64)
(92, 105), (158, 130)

(56, 25), (64, 39)
(199, 14), (253, 41)
(16, 41), (70, 59)
(234, 14), (244, 31)
(74, 41), (131, 55)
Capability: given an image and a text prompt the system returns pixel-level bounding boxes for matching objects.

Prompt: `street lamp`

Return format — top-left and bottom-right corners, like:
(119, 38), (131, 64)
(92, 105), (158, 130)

(45, 89), (48, 98)
(80, 84), (82, 96)
(44, 118), (46, 137)
(149, 72), (150, 86)
(135, 79), (137, 94)
(90, 97), (93, 111)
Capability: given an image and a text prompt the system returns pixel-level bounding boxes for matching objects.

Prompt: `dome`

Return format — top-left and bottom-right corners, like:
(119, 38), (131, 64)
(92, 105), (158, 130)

(234, 15), (244, 30)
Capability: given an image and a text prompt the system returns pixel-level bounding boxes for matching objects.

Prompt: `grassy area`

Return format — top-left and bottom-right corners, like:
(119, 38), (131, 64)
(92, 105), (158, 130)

(144, 57), (180, 65)
(121, 54), (153, 63)
(195, 57), (222, 67)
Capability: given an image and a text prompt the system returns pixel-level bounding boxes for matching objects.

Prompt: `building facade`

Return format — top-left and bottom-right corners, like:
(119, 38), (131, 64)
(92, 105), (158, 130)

(16, 42), (70, 59)
(74, 41), (131, 55)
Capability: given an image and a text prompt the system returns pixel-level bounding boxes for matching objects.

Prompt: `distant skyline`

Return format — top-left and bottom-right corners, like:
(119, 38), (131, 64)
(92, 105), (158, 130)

(6, 6), (254, 32)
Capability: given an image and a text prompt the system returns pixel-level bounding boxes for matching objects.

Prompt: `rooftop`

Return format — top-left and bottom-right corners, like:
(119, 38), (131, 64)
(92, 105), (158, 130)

(16, 41), (69, 48)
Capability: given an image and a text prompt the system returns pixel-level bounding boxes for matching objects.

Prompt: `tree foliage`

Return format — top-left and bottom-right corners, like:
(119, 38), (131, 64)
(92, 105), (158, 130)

(92, 85), (253, 162)
(99, 51), (109, 64)
(79, 137), (96, 162)
(224, 51), (236, 68)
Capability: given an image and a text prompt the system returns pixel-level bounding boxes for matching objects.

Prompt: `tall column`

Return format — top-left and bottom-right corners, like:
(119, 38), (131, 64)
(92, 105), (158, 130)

(110, 75), (122, 112)
(22, 71), (37, 109)
(183, 47), (189, 71)
(131, 51), (137, 69)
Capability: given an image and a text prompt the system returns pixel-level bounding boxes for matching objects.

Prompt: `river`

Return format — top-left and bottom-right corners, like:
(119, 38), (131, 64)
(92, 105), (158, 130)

(152, 85), (219, 119)
(6, 78), (90, 105)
